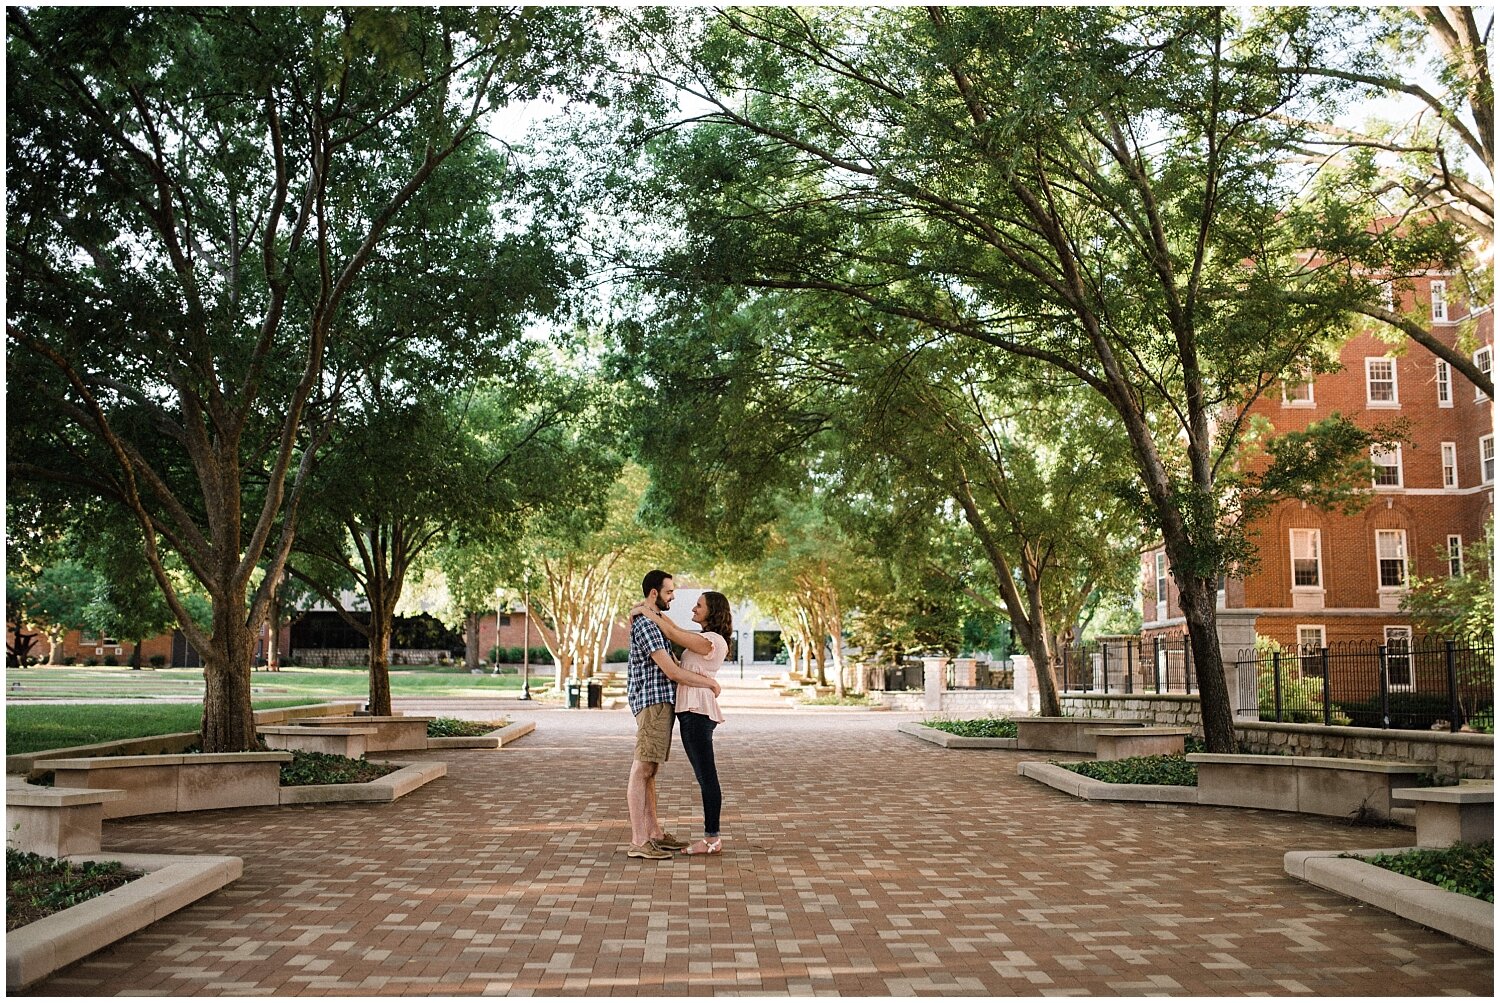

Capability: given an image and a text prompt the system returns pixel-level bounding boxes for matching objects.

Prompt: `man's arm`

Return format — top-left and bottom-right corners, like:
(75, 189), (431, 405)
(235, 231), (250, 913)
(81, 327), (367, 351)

(651, 649), (721, 697)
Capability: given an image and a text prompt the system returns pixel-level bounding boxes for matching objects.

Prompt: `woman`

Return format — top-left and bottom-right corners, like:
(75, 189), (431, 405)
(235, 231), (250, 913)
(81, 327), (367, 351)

(628, 590), (730, 855)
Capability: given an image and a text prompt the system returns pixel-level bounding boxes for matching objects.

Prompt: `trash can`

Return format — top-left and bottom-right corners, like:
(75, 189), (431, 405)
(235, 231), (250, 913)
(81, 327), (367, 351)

(566, 680), (582, 709)
(586, 680), (603, 709)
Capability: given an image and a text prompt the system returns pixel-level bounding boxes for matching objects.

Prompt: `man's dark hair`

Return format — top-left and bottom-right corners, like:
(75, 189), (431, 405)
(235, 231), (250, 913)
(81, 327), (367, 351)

(642, 569), (673, 598)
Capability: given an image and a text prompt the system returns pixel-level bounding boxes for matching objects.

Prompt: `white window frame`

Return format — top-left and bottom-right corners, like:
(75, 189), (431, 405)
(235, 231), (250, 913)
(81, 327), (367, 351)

(1448, 534), (1464, 577)
(1289, 529), (1322, 589)
(1383, 626), (1414, 692)
(1482, 434), (1495, 485)
(1476, 347), (1493, 402)
(1296, 625), (1326, 675)
(1436, 360), (1452, 407)
(1375, 529), (1408, 590)
(1370, 444), (1402, 488)
(1154, 552), (1168, 622)
(1441, 442), (1459, 489)
(1365, 357), (1399, 407)
(1431, 279), (1448, 322)
(1281, 374), (1314, 407)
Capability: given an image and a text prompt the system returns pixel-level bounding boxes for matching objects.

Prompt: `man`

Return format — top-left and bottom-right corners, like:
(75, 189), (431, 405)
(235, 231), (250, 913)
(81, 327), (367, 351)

(625, 569), (721, 859)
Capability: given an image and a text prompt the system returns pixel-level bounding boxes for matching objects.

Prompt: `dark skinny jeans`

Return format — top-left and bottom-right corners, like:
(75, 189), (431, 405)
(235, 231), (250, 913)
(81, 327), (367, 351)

(676, 711), (721, 837)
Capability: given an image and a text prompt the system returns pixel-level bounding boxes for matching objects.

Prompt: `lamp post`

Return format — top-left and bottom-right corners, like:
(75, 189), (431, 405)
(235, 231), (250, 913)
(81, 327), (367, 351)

(519, 586), (532, 701)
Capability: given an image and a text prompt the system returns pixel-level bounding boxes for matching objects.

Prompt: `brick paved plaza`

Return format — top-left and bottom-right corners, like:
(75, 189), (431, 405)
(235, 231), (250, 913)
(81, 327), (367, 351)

(24, 686), (1495, 996)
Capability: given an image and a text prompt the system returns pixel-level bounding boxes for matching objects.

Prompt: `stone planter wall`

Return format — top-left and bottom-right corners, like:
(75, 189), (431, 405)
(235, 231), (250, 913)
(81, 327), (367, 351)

(1058, 693), (1494, 779)
(47, 753), (292, 818)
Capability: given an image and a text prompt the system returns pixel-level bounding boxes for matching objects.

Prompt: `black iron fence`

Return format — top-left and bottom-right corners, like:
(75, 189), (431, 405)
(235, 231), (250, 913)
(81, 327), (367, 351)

(945, 659), (1015, 690)
(1057, 635), (1196, 694)
(1244, 636), (1494, 733)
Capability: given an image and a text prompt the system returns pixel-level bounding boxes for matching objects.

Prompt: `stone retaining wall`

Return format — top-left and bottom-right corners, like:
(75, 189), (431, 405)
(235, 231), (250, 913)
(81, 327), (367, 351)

(1058, 693), (1493, 779)
(291, 648), (452, 666)
(874, 689), (1033, 715)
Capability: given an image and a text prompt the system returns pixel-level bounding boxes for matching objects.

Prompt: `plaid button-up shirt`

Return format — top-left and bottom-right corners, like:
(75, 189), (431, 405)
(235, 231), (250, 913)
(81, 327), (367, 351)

(627, 614), (675, 715)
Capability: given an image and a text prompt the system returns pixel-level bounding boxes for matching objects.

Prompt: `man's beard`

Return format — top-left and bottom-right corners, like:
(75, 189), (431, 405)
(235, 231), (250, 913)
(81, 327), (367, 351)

(656, 596), (670, 612)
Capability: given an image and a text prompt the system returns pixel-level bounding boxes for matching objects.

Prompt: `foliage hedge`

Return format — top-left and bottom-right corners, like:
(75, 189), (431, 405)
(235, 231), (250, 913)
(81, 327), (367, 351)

(801, 694), (872, 706)
(6, 849), (142, 931)
(488, 646), (554, 665)
(278, 750), (400, 786)
(921, 718), (1017, 738)
(1354, 841), (1493, 902)
(426, 717), (507, 738)
(1058, 754), (1198, 786)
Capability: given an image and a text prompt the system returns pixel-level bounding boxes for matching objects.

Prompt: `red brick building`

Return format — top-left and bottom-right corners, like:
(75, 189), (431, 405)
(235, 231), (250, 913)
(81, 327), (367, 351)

(1143, 272), (1493, 652)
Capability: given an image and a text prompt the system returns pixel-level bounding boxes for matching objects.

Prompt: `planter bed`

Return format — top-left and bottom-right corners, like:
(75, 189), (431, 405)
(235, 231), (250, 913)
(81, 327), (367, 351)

(1395, 783), (1495, 848)
(1014, 716), (1144, 753)
(45, 752), (292, 819)
(291, 715), (435, 751)
(898, 721), (1017, 749)
(6, 777), (126, 857)
(279, 760), (446, 805)
(1285, 846), (1493, 951)
(1189, 753), (1434, 821)
(260, 725), (376, 758)
(6, 851), (242, 990)
(426, 720), (535, 750)
(1017, 761), (1199, 804)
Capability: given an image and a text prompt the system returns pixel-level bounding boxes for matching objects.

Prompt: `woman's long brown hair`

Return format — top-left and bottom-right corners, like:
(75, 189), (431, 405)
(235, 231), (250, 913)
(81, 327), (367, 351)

(702, 591), (733, 643)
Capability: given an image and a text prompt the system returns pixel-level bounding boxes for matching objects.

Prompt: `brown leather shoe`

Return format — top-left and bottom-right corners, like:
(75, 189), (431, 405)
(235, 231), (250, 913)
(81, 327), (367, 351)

(651, 831), (690, 851)
(626, 841), (673, 860)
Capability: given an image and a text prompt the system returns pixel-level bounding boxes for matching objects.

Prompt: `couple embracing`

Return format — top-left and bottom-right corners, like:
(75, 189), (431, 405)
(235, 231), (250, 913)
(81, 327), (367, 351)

(624, 569), (729, 860)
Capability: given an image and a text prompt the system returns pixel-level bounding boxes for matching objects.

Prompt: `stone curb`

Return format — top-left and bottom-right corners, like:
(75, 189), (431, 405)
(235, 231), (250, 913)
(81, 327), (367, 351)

(6, 851), (242, 991)
(1017, 760), (1200, 804)
(1285, 847), (1493, 952)
(897, 721), (1017, 749)
(425, 720), (535, 750)
(278, 761), (446, 805)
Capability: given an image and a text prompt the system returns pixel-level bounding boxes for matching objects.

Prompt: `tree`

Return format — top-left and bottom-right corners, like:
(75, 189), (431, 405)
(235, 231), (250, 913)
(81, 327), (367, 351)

(613, 6), (1395, 751)
(6, 7), (600, 750)
(7, 559), (96, 666)
(1403, 521), (1495, 643)
(1270, 6), (1493, 396)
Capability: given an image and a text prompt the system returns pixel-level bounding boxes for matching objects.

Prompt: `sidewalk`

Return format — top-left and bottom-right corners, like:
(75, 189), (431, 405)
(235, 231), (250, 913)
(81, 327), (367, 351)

(25, 704), (1493, 996)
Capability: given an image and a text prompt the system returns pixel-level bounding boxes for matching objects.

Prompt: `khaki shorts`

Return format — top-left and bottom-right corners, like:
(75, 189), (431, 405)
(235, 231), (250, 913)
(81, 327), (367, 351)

(634, 702), (675, 763)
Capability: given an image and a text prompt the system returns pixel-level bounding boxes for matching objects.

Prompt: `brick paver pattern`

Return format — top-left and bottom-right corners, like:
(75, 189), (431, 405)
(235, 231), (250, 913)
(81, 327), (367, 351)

(25, 703), (1494, 996)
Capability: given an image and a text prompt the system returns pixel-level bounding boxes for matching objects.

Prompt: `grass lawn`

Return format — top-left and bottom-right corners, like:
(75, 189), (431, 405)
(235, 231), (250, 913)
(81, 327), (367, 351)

(6, 664), (552, 701)
(4, 698), (325, 755)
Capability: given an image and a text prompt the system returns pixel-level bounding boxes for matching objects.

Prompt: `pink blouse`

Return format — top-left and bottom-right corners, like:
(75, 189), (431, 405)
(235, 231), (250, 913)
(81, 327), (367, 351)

(676, 631), (727, 723)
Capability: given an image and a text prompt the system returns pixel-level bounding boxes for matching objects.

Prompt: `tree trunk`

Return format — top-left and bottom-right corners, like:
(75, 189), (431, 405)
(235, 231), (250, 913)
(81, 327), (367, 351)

(201, 599), (258, 752)
(464, 611), (480, 672)
(46, 627), (65, 665)
(266, 587), (281, 672)
(368, 613), (393, 716)
(1179, 579), (1236, 752)
(130, 639), (143, 670)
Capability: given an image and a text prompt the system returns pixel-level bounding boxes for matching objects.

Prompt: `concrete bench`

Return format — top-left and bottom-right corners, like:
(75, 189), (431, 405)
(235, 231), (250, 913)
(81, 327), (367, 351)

(46, 752), (292, 819)
(1188, 754), (1434, 820)
(1015, 717), (1144, 754)
(291, 715), (434, 751)
(259, 725), (377, 759)
(6, 777), (126, 856)
(1088, 727), (1192, 760)
(1392, 783), (1494, 848)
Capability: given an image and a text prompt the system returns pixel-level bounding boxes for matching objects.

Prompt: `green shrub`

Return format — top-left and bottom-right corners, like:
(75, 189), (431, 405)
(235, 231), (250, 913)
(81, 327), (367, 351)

(1341, 692), (1495, 732)
(605, 647), (629, 663)
(148, 654), (167, 669)
(487, 646), (552, 665)
(802, 693), (872, 706)
(1058, 754), (1198, 786)
(922, 717), (1017, 738)
(6, 849), (143, 931)
(1353, 841), (1493, 902)
(1257, 668), (1350, 724)
(278, 751), (401, 786)
(426, 717), (508, 738)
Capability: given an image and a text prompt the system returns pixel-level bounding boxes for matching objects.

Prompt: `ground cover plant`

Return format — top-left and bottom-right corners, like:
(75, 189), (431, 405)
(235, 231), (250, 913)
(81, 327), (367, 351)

(278, 750), (401, 786)
(921, 718), (1017, 738)
(427, 717), (508, 738)
(1353, 841), (1494, 902)
(4, 699), (324, 755)
(6, 849), (143, 931)
(1057, 754), (1199, 786)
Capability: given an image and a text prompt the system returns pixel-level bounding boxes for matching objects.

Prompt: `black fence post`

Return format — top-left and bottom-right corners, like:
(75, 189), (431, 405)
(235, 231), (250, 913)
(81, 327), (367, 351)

(1378, 643), (1390, 730)
(1320, 647), (1331, 727)
(1102, 643), (1110, 693)
(1125, 641), (1134, 694)
(1152, 636), (1161, 692)
(1272, 650), (1282, 723)
(1446, 639), (1460, 733)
